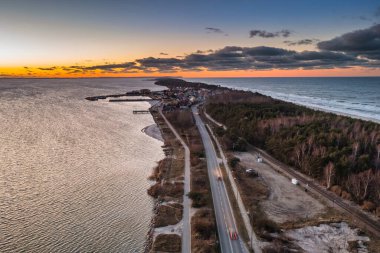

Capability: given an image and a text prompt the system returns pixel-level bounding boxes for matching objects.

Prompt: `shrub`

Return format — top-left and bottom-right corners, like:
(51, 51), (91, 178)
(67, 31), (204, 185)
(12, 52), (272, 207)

(193, 219), (215, 239)
(229, 157), (240, 168)
(188, 191), (208, 207)
(362, 201), (376, 212)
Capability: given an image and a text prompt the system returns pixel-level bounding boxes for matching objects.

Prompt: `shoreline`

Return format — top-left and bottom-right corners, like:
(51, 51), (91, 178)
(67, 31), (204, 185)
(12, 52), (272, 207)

(84, 78), (379, 251)
(141, 124), (164, 142)
(238, 87), (380, 124)
(144, 107), (185, 252)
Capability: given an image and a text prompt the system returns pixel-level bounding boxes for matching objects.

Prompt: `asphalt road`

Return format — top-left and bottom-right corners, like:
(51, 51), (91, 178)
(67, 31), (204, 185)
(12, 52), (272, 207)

(192, 105), (248, 253)
(158, 107), (192, 253)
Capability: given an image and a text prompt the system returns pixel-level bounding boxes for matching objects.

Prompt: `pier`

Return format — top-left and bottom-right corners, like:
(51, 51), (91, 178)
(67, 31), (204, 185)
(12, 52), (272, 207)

(133, 110), (150, 114)
(109, 98), (155, 102)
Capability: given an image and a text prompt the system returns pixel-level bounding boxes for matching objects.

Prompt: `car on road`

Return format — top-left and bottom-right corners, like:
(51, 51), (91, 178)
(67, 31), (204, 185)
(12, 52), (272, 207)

(228, 228), (238, 240)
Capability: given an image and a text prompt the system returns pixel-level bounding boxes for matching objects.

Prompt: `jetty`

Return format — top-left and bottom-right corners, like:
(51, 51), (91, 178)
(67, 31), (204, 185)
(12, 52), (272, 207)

(133, 110), (150, 114)
(109, 98), (155, 102)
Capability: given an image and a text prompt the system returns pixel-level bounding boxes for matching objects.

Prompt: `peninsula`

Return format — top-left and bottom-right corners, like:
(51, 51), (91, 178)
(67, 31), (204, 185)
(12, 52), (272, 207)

(87, 78), (380, 253)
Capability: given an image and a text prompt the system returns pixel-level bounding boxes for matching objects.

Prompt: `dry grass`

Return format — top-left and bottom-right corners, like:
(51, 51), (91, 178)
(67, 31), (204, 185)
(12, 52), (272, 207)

(165, 109), (218, 252)
(368, 236), (380, 253)
(147, 110), (185, 252)
(151, 110), (185, 181)
(152, 234), (181, 252)
(148, 181), (184, 200)
(154, 203), (183, 228)
(191, 208), (218, 253)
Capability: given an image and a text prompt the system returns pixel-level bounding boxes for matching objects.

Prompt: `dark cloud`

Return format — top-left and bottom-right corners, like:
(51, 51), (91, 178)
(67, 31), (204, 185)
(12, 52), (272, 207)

(136, 57), (188, 72)
(317, 24), (380, 60)
(38, 67), (57, 71)
(53, 45), (370, 74)
(195, 49), (214, 54)
(160, 52), (168, 55)
(249, 29), (292, 38)
(284, 39), (319, 46)
(205, 27), (224, 34)
(37, 24), (380, 74)
(83, 62), (137, 70)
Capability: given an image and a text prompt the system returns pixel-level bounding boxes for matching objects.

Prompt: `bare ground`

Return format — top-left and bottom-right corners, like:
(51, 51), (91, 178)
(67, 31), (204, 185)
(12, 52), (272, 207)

(285, 222), (370, 253)
(234, 151), (325, 224)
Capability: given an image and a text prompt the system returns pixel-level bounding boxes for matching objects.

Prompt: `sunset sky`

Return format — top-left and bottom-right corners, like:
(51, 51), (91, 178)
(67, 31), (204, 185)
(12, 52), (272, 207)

(1, 0), (380, 77)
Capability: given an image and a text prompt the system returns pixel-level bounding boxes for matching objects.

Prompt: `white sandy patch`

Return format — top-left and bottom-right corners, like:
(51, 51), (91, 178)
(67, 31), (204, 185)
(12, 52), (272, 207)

(190, 207), (198, 218)
(153, 220), (183, 239)
(286, 222), (370, 253)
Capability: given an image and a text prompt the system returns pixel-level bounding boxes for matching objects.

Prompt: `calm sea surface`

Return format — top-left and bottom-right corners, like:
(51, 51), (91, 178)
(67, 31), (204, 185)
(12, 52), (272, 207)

(187, 77), (380, 123)
(0, 78), (164, 253)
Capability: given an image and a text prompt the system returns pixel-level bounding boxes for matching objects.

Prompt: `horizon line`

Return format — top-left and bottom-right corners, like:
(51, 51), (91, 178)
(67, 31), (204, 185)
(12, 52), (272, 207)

(2, 75), (380, 79)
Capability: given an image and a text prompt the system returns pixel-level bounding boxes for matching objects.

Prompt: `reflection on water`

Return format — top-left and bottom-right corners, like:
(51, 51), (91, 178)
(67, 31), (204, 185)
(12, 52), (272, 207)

(0, 78), (164, 252)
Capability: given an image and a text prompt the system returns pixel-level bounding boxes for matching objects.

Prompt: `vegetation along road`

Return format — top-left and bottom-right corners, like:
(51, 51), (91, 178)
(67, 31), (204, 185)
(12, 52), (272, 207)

(192, 105), (249, 253)
(158, 106), (192, 253)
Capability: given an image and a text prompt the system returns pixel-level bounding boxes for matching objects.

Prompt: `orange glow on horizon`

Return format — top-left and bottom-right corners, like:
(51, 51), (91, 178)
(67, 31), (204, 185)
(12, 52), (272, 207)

(1, 66), (380, 78)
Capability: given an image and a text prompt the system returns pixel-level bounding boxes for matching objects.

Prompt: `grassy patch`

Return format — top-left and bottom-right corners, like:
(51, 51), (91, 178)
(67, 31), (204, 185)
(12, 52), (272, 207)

(165, 108), (218, 252)
(154, 203), (183, 228)
(188, 191), (209, 208)
(191, 208), (218, 253)
(152, 234), (181, 252)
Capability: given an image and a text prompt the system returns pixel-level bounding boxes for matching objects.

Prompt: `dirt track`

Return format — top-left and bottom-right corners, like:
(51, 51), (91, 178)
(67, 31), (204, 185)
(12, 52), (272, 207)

(234, 151), (325, 224)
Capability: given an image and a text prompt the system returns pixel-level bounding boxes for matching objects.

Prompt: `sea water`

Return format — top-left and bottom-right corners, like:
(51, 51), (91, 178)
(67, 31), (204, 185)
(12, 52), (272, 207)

(0, 78), (164, 252)
(188, 77), (380, 123)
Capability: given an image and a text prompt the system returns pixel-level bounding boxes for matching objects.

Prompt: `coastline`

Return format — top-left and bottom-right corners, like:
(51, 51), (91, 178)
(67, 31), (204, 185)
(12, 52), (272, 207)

(250, 89), (380, 124)
(144, 107), (185, 252)
(141, 124), (164, 142)
(217, 85), (380, 124)
(183, 78), (380, 124)
(84, 78), (379, 252)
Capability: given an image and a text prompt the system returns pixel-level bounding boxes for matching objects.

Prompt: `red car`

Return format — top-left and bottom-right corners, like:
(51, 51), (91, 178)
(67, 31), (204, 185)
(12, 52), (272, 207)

(228, 229), (238, 240)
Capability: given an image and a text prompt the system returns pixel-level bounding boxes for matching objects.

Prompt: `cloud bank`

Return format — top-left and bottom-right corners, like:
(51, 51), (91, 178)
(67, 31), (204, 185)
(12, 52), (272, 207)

(39, 24), (380, 74)
(318, 24), (380, 61)
(284, 39), (320, 46)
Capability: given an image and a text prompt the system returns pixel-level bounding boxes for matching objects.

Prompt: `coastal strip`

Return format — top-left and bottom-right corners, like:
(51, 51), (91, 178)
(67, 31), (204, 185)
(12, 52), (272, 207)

(145, 106), (185, 252)
(158, 107), (191, 253)
(152, 78), (380, 252)
(86, 78), (380, 252)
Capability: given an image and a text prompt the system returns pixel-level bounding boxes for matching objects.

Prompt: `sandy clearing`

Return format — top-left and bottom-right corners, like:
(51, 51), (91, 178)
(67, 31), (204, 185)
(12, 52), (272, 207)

(234, 151), (325, 224)
(153, 220), (183, 239)
(285, 222), (370, 253)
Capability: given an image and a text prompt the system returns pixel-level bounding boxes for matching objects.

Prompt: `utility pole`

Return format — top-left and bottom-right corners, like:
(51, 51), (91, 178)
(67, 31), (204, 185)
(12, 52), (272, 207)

(250, 209), (253, 250)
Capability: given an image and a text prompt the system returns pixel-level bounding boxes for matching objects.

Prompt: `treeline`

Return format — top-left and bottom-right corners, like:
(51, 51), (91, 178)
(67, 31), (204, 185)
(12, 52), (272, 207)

(206, 90), (380, 210)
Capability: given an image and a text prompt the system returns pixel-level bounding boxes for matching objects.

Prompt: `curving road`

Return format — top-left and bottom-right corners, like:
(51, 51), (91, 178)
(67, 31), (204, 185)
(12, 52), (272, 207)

(192, 105), (248, 253)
